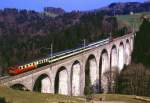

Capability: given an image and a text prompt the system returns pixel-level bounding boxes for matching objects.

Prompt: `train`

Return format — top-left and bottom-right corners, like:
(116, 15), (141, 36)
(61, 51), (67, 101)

(8, 37), (111, 75)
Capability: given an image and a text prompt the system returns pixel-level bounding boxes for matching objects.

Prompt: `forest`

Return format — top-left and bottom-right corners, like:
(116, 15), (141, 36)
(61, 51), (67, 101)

(0, 9), (127, 75)
(115, 18), (150, 97)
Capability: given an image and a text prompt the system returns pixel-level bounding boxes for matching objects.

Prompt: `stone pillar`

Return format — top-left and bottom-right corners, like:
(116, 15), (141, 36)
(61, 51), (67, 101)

(101, 52), (110, 93)
(71, 63), (81, 96)
(125, 42), (131, 65)
(80, 56), (86, 96)
(111, 48), (118, 70)
(58, 69), (69, 95)
(89, 58), (99, 93)
(41, 77), (52, 93)
(118, 44), (124, 71)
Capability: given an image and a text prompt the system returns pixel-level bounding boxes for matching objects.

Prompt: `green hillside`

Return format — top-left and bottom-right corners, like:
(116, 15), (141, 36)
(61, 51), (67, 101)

(0, 86), (150, 103)
(0, 87), (84, 103)
(116, 12), (150, 30)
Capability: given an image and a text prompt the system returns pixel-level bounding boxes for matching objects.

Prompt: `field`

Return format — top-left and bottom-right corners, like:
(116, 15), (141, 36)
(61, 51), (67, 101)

(0, 86), (84, 103)
(0, 86), (150, 103)
(116, 12), (150, 30)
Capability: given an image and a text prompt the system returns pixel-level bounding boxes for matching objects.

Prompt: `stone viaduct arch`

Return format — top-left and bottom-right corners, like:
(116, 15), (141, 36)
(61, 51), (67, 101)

(99, 49), (110, 93)
(125, 39), (131, 65)
(118, 42), (125, 71)
(54, 66), (69, 95)
(130, 37), (134, 52)
(110, 45), (118, 71)
(11, 83), (28, 91)
(84, 54), (99, 94)
(33, 73), (52, 93)
(71, 60), (81, 96)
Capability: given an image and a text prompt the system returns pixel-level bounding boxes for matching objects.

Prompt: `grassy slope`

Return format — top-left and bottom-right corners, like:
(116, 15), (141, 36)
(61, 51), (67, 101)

(0, 87), (150, 103)
(93, 94), (150, 103)
(116, 12), (150, 30)
(0, 87), (84, 103)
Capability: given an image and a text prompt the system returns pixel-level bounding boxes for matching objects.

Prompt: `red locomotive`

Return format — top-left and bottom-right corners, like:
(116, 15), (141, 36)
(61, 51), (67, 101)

(8, 63), (36, 75)
(7, 58), (50, 75)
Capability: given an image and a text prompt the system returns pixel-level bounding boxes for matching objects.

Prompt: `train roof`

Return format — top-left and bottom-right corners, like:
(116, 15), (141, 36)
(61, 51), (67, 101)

(10, 37), (109, 67)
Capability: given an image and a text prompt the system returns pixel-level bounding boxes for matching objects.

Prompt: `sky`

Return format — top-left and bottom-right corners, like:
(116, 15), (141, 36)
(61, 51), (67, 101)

(0, 0), (146, 12)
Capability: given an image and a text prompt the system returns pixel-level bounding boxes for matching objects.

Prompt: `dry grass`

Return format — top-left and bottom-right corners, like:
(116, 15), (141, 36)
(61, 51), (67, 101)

(0, 86), (84, 103)
(0, 86), (150, 103)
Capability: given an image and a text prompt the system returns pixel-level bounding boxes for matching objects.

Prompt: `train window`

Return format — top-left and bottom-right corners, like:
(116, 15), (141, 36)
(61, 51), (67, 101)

(33, 63), (35, 65)
(23, 66), (25, 68)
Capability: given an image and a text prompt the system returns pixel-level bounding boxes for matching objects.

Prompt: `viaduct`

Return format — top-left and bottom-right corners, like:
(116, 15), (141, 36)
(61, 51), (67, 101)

(0, 33), (134, 96)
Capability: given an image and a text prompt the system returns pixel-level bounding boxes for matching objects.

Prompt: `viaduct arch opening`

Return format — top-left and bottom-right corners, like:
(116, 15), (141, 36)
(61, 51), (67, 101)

(125, 39), (131, 65)
(118, 42), (125, 71)
(11, 84), (28, 91)
(110, 45), (119, 93)
(84, 54), (99, 95)
(71, 60), (81, 96)
(33, 74), (52, 93)
(130, 37), (134, 52)
(55, 66), (69, 95)
(99, 49), (109, 93)
(110, 45), (118, 71)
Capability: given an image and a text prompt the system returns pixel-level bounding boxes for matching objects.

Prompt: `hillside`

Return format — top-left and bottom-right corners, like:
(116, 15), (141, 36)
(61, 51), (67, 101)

(116, 12), (150, 30)
(0, 86), (150, 103)
(44, 7), (65, 17)
(0, 9), (120, 75)
(0, 86), (84, 103)
(96, 2), (150, 16)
